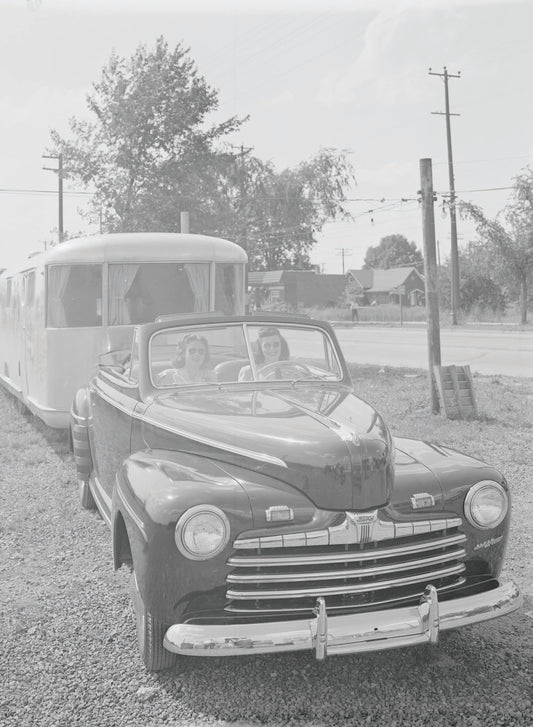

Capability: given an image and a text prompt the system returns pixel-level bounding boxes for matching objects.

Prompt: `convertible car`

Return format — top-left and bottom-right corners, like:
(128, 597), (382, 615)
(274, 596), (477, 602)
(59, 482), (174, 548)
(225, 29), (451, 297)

(71, 313), (521, 670)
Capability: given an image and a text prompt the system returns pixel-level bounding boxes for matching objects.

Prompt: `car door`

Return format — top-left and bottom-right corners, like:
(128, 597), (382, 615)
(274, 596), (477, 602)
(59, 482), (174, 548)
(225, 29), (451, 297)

(88, 361), (140, 523)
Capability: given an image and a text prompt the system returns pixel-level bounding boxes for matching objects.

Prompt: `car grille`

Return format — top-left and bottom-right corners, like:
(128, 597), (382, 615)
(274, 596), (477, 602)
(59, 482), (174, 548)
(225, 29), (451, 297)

(225, 515), (466, 616)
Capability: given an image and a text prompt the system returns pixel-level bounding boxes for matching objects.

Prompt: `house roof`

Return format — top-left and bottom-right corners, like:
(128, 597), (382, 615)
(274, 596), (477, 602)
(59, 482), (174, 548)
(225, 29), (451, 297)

(347, 266), (424, 292)
(347, 269), (373, 288)
(248, 271), (285, 285)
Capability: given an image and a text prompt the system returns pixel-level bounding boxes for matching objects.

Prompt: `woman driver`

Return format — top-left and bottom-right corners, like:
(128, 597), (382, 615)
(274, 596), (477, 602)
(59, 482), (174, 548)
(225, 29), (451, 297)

(238, 327), (290, 381)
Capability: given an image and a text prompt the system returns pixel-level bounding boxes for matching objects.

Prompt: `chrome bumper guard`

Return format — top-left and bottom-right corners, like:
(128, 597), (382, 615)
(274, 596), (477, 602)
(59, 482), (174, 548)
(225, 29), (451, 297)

(164, 580), (521, 659)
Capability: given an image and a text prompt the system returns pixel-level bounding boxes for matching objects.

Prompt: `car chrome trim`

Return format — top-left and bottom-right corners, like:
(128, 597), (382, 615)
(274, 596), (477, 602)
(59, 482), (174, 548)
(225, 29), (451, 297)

(464, 480), (508, 530)
(163, 581), (522, 658)
(89, 475), (112, 527)
(137, 412), (288, 468)
(228, 533), (466, 566)
(225, 577), (467, 613)
(71, 410), (92, 424)
(92, 385), (137, 418)
(314, 597), (328, 660)
(226, 547), (466, 583)
(226, 563), (466, 599)
(233, 515), (463, 549)
(410, 493), (436, 509)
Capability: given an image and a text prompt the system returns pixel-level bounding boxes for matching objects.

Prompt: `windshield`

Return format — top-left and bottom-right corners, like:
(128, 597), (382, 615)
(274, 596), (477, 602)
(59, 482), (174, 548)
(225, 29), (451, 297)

(150, 322), (343, 387)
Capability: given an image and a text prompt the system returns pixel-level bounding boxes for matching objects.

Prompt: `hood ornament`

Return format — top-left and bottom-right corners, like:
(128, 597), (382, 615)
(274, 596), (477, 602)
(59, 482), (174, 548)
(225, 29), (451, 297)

(346, 510), (378, 544)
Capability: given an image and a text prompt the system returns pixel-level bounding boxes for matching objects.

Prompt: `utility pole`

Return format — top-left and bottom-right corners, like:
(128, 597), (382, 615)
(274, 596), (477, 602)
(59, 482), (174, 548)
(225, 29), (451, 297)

(429, 66), (461, 325)
(335, 248), (352, 275)
(42, 152), (64, 243)
(230, 144), (253, 310)
(229, 144), (253, 255)
(419, 158), (442, 414)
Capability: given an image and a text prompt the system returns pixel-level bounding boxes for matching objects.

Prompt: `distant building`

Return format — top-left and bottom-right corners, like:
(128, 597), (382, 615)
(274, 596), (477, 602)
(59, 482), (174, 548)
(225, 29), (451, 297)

(346, 266), (425, 306)
(248, 270), (346, 309)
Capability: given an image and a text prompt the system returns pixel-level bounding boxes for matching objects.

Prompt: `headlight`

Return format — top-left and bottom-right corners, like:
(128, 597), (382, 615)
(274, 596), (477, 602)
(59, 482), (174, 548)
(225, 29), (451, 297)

(175, 505), (230, 560)
(464, 480), (508, 529)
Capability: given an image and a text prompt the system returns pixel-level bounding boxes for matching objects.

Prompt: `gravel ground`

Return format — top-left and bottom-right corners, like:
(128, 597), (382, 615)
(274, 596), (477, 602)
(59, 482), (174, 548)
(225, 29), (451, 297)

(1, 378), (532, 727)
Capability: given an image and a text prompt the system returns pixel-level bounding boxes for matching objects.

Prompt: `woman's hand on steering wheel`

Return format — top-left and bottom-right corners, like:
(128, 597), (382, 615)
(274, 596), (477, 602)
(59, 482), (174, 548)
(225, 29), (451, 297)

(255, 361), (313, 381)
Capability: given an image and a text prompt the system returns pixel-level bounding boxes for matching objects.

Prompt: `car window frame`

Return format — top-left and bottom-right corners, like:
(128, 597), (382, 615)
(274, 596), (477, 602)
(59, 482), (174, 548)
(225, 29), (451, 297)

(148, 320), (346, 389)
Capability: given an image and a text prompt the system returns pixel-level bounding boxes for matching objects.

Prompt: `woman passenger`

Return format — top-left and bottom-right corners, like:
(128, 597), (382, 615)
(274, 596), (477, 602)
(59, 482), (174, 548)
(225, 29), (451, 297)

(157, 334), (215, 385)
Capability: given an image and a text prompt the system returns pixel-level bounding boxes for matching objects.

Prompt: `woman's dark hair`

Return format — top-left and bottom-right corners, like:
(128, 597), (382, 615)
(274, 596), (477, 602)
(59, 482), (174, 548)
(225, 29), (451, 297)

(173, 333), (210, 368)
(255, 327), (290, 364)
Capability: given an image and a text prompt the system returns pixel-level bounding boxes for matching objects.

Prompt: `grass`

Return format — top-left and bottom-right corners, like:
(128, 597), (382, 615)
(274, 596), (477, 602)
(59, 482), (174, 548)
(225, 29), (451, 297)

(301, 304), (427, 323)
(299, 303), (532, 327)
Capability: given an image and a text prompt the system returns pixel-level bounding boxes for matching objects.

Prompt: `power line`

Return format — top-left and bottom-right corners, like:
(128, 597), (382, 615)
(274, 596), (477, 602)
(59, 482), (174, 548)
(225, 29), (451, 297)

(443, 186), (513, 194)
(0, 187), (93, 196)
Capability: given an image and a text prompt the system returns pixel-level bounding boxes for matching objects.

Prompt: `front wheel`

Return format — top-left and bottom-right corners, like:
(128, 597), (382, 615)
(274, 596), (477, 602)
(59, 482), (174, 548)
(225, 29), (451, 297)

(130, 572), (177, 671)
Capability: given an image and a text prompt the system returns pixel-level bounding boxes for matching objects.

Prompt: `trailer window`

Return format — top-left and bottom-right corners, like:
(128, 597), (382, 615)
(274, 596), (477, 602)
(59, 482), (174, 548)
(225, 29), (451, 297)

(108, 263), (210, 325)
(25, 271), (35, 306)
(47, 265), (102, 327)
(215, 263), (244, 315)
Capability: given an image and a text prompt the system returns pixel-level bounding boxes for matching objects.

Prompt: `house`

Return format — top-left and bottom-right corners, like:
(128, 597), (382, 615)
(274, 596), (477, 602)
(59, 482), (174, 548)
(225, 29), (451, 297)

(346, 266), (425, 306)
(248, 270), (346, 309)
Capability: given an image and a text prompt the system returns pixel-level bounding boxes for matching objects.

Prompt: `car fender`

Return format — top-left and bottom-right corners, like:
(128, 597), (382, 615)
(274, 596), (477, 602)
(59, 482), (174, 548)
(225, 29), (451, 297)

(111, 448), (254, 623)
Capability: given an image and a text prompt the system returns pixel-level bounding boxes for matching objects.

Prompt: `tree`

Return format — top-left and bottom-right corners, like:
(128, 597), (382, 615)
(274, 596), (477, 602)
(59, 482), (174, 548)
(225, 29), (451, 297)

(439, 242), (508, 315)
(49, 37), (245, 233)
(48, 39), (355, 267)
(460, 167), (533, 324)
(235, 148), (355, 271)
(363, 234), (423, 270)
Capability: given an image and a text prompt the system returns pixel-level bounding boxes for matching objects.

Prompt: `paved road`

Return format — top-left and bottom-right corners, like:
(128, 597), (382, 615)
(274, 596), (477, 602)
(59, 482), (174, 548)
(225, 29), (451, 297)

(335, 325), (532, 377)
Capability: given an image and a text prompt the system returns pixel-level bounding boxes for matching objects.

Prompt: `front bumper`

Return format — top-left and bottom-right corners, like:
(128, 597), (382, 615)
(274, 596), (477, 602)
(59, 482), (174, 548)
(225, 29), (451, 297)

(164, 580), (521, 659)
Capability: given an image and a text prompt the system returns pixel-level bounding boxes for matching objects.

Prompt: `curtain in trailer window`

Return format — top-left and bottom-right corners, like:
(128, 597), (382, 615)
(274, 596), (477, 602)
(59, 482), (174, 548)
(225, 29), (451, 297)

(47, 266), (71, 327)
(184, 264), (209, 312)
(215, 264), (244, 314)
(47, 265), (102, 327)
(108, 264), (140, 325)
(108, 263), (210, 325)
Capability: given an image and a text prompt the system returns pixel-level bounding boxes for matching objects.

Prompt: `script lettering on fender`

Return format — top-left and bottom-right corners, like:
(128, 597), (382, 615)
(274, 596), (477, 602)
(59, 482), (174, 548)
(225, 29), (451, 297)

(474, 535), (503, 551)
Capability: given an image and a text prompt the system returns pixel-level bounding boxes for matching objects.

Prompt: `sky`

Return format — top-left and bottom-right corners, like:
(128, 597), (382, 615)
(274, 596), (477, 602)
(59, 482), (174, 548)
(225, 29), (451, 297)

(1, 0), (532, 274)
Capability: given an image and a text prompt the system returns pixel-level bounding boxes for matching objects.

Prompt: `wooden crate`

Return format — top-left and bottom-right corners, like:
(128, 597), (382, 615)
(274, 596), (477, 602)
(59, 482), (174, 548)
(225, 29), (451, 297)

(433, 364), (478, 420)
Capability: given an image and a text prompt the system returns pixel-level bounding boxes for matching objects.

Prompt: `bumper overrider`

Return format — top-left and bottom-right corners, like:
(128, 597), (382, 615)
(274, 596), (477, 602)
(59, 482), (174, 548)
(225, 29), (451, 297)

(164, 581), (522, 659)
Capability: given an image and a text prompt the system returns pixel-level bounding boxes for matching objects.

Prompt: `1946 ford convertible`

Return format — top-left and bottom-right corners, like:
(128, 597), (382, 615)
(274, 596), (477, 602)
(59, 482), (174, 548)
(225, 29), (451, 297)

(71, 313), (521, 670)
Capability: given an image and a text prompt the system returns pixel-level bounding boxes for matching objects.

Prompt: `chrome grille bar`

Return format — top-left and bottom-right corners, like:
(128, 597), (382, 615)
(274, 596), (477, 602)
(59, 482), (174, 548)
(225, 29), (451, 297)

(225, 577), (467, 614)
(233, 515), (463, 550)
(226, 563), (466, 600)
(228, 533), (466, 568)
(227, 547), (466, 583)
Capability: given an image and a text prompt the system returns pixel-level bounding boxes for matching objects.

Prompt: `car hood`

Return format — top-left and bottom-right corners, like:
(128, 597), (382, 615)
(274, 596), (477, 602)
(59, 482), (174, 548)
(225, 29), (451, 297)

(141, 385), (394, 511)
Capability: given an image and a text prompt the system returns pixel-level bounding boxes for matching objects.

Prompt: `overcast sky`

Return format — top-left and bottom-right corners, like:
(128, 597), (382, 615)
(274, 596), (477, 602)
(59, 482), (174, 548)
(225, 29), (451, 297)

(1, 0), (532, 273)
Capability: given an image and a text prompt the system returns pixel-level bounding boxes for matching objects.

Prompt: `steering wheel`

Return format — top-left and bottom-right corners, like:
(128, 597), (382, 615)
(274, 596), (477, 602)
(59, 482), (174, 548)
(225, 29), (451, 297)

(256, 361), (313, 381)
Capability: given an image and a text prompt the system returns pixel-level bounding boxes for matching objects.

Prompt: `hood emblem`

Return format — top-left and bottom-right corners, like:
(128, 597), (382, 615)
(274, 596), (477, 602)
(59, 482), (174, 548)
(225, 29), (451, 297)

(346, 510), (378, 544)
